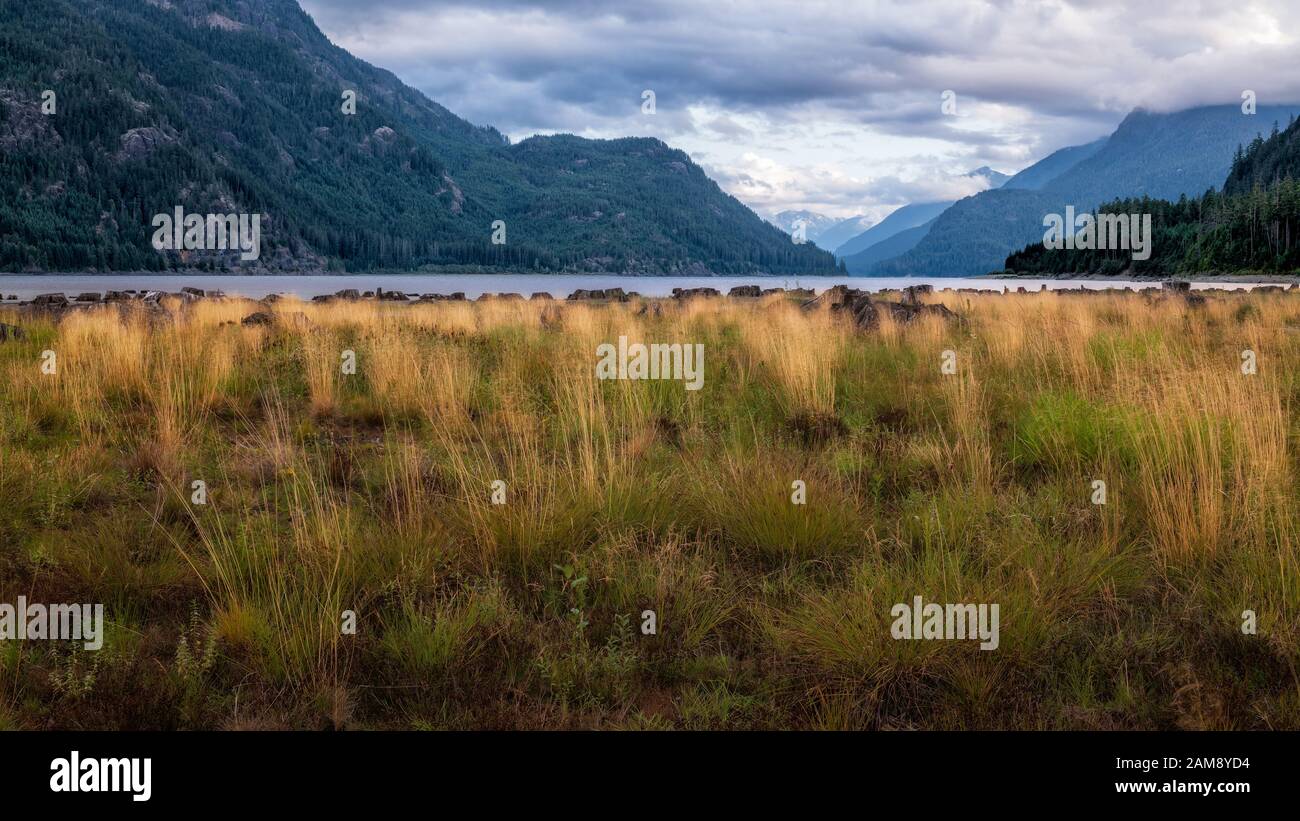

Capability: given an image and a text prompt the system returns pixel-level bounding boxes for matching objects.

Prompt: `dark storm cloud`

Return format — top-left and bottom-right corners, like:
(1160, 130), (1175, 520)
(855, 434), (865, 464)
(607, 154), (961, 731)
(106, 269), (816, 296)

(299, 0), (1300, 128)
(296, 0), (1300, 216)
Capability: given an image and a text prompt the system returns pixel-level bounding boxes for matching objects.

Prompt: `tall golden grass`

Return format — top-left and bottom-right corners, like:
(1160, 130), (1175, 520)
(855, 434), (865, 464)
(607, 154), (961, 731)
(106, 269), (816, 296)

(1, 287), (1297, 730)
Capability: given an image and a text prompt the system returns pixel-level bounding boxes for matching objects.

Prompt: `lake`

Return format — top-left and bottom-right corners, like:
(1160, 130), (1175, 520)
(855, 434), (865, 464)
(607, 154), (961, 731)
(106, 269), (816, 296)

(0, 273), (1278, 301)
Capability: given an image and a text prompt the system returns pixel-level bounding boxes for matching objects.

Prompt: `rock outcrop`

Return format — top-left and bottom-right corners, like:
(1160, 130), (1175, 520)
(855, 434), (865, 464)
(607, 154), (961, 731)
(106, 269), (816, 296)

(568, 288), (630, 302)
(802, 285), (957, 330)
(671, 287), (721, 300)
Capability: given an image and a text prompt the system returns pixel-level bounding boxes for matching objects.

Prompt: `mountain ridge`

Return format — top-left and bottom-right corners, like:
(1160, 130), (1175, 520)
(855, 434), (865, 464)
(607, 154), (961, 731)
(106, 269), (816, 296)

(1005, 114), (1300, 276)
(0, 0), (839, 275)
(832, 167), (1007, 262)
(866, 104), (1300, 276)
(834, 200), (951, 257)
(1001, 138), (1108, 191)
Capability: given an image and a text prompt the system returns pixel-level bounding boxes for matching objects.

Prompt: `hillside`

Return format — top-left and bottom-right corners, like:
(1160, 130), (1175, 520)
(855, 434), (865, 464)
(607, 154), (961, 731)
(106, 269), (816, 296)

(1005, 115), (1300, 276)
(1224, 117), (1300, 195)
(841, 219), (935, 273)
(814, 215), (875, 252)
(1047, 106), (1295, 205)
(834, 200), (951, 257)
(871, 189), (1059, 277)
(1001, 138), (1107, 191)
(0, 0), (838, 275)
(833, 169), (1005, 259)
(869, 105), (1300, 276)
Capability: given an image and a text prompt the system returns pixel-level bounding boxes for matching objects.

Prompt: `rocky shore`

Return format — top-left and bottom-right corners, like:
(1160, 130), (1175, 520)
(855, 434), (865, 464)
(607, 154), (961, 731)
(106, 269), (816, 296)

(1, 280), (1280, 336)
(0, 282), (826, 312)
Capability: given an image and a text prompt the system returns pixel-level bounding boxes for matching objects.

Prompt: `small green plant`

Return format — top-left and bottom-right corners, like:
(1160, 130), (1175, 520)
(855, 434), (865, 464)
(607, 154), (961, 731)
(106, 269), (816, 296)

(552, 562), (590, 636)
(534, 612), (640, 711)
(49, 646), (101, 700)
(175, 603), (218, 688)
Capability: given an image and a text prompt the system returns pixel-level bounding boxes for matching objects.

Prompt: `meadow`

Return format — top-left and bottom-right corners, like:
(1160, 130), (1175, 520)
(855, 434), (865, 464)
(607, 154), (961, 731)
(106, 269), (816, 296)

(0, 287), (1296, 730)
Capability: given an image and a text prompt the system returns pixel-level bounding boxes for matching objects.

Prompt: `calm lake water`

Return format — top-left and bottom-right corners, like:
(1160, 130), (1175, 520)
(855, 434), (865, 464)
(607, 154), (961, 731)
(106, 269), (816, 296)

(0, 273), (1276, 301)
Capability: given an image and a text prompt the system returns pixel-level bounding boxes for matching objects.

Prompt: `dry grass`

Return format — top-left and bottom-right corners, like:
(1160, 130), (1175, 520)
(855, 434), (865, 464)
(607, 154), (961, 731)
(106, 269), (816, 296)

(0, 286), (1297, 730)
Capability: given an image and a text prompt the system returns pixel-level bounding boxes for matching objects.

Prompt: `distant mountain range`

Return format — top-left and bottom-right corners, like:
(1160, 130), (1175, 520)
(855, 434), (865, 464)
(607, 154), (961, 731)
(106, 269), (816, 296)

(767, 211), (875, 252)
(863, 105), (1300, 276)
(767, 210), (840, 244)
(815, 215), (878, 252)
(835, 166), (1008, 272)
(836, 201), (951, 267)
(0, 0), (840, 275)
(841, 218), (937, 271)
(3, 0), (1291, 279)
(768, 167), (1009, 266)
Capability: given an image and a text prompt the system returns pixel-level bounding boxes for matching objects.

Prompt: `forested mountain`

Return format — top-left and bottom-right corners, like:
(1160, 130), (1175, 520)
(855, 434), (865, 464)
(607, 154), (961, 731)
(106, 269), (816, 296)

(1001, 138), (1107, 191)
(870, 188), (1060, 277)
(1046, 107), (1293, 205)
(841, 218), (935, 273)
(866, 105), (1300, 276)
(834, 200), (951, 257)
(1005, 116), (1300, 276)
(0, 0), (839, 274)
(832, 169), (1004, 259)
(1224, 118), (1300, 195)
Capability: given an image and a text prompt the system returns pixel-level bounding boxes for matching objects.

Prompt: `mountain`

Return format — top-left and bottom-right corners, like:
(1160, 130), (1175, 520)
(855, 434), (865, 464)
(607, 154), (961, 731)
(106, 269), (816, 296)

(872, 189), (1061, 277)
(831, 168), (1005, 260)
(768, 210), (875, 252)
(965, 166), (1010, 188)
(834, 200), (952, 257)
(1045, 106), (1300, 205)
(0, 0), (839, 275)
(1005, 114), (1300, 276)
(814, 215), (875, 252)
(841, 219), (935, 273)
(1224, 117), (1300, 195)
(869, 104), (1300, 276)
(768, 210), (840, 245)
(1001, 139), (1107, 191)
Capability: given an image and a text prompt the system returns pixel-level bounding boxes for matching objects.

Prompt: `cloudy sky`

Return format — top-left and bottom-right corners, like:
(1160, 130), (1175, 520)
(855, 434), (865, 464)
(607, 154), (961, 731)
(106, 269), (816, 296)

(299, 0), (1300, 222)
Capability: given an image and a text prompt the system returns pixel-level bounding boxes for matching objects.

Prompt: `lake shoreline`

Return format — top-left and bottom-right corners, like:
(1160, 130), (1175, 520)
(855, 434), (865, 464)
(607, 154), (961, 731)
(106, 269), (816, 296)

(986, 271), (1300, 283)
(1, 272), (1291, 302)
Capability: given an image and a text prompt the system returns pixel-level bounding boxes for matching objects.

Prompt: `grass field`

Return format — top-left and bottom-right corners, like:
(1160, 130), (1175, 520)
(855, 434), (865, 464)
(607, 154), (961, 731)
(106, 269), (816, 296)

(0, 288), (1297, 730)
